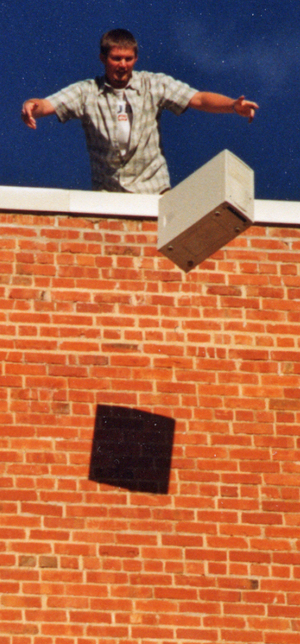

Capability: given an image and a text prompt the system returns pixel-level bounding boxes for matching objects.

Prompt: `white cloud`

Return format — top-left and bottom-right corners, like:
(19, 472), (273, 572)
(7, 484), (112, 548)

(170, 15), (300, 95)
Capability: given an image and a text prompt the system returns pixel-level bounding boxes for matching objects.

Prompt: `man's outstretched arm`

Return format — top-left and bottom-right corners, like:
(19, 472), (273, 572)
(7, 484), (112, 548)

(188, 92), (259, 123)
(21, 98), (56, 129)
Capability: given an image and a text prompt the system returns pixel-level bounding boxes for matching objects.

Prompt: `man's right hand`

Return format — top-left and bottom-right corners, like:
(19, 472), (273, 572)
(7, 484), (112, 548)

(21, 100), (40, 129)
(21, 98), (55, 129)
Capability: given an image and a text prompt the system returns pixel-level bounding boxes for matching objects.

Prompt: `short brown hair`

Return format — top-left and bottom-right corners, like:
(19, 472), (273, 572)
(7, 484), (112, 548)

(100, 29), (138, 57)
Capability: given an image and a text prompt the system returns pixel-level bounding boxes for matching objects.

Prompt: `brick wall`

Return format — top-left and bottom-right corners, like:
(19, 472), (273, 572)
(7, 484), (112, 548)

(1, 210), (300, 644)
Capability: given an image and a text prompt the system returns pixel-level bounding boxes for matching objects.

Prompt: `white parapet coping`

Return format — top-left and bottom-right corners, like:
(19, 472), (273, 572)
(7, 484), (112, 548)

(254, 199), (300, 226)
(0, 185), (159, 219)
(1, 186), (300, 227)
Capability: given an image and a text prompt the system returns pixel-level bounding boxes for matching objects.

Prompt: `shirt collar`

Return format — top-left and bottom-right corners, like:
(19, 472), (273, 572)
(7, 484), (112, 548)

(96, 71), (141, 95)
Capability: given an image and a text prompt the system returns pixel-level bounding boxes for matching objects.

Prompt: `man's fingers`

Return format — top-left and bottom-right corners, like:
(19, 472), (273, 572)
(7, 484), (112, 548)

(21, 102), (38, 129)
(247, 103), (259, 123)
(21, 113), (37, 129)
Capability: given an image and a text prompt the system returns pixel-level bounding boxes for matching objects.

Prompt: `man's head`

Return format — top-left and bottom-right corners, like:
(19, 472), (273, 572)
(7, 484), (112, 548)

(100, 29), (138, 58)
(100, 29), (138, 89)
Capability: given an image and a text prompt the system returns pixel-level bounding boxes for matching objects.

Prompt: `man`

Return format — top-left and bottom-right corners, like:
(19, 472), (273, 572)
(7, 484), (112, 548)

(22, 28), (258, 194)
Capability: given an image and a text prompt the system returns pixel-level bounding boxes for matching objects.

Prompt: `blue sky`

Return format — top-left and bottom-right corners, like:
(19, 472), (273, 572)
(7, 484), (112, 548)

(1, 0), (300, 200)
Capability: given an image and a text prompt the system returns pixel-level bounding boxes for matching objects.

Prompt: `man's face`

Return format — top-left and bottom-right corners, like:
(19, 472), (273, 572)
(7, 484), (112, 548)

(100, 46), (138, 88)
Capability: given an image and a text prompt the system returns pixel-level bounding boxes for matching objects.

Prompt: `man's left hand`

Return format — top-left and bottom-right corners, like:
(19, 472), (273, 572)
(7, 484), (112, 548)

(233, 95), (259, 123)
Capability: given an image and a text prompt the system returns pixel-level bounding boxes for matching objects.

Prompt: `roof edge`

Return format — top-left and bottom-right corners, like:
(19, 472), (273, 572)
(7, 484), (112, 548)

(0, 185), (159, 218)
(254, 199), (300, 226)
(1, 186), (300, 227)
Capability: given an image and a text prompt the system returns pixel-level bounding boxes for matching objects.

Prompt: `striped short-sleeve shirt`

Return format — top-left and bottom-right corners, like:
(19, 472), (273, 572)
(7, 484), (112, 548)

(46, 71), (197, 194)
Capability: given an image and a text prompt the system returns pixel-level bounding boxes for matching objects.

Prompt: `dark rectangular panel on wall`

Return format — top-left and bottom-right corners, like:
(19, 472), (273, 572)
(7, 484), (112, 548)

(89, 405), (175, 494)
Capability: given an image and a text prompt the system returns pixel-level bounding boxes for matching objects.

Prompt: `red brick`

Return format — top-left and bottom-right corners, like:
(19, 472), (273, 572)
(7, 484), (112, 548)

(2, 213), (300, 644)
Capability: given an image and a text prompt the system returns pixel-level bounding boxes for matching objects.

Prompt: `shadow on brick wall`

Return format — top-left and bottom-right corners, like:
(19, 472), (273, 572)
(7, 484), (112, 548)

(89, 405), (175, 494)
